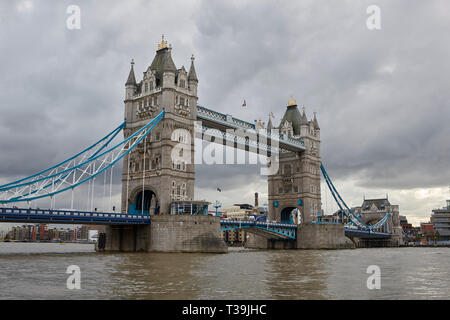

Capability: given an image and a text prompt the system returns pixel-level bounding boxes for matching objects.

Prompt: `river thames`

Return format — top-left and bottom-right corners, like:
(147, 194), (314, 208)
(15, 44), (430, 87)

(0, 243), (448, 299)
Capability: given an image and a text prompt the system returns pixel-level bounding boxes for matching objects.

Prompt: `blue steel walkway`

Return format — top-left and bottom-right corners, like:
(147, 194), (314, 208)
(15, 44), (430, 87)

(0, 207), (150, 225)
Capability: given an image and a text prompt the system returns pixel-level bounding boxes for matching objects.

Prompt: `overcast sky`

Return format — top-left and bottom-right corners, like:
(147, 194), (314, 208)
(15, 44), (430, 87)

(0, 0), (449, 228)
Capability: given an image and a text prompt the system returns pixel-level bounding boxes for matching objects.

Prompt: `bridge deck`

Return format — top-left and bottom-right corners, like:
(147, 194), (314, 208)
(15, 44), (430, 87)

(0, 207), (150, 225)
(0, 207), (392, 239)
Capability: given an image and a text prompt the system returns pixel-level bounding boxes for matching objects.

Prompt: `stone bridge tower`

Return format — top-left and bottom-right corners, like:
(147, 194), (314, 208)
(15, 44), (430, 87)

(268, 98), (321, 225)
(121, 36), (198, 215)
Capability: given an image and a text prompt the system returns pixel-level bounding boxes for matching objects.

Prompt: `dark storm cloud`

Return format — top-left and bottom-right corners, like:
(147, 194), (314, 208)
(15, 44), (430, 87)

(192, 0), (450, 191)
(0, 0), (449, 220)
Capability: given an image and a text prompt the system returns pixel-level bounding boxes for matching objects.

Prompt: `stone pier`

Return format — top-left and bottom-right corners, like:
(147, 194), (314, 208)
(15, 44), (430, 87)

(297, 224), (355, 249)
(97, 215), (227, 253)
(244, 223), (355, 250)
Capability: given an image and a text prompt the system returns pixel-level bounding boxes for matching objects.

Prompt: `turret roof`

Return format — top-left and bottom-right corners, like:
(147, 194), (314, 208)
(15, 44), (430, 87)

(279, 98), (302, 136)
(188, 54), (198, 82)
(125, 60), (137, 86)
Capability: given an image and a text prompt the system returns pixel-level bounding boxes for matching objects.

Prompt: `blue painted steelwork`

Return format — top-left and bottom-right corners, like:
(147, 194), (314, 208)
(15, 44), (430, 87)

(0, 110), (165, 204)
(344, 228), (391, 239)
(196, 105), (306, 152)
(0, 121), (126, 191)
(320, 162), (390, 232)
(220, 220), (297, 239)
(0, 207), (150, 225)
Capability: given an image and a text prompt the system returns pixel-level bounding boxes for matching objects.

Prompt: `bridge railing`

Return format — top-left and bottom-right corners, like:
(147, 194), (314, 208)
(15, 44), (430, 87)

(0, 207), (150, 222)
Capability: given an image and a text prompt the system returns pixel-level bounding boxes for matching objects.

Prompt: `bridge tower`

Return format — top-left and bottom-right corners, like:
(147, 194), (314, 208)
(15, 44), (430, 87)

(121, 36), (198, 215)
(268, 98), (321, 224)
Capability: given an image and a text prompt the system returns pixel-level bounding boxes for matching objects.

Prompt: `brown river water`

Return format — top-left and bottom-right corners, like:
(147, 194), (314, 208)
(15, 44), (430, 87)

(0, 243), (448, 299)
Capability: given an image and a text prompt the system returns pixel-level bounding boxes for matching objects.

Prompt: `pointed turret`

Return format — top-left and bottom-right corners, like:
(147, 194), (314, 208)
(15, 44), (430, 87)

(313, 112), (320, 130)
(163, 45), (177, 73)
(300, 107), (308, 125)
(125, 59), (137, 86)
(280, 97), (302, 136)
(188, 54), (198, 82)
(267, 115), (273, 130)
(150, 35), (177, 82)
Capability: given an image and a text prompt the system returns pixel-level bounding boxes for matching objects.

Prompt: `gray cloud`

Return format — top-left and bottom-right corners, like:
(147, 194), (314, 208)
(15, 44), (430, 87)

(0, 0), (449, 226)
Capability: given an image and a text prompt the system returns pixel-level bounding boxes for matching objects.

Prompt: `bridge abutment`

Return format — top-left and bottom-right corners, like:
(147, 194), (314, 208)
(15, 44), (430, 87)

(149, 215), (227, 253)
(97, 215), (227, 253)
(244, 233), (297, 249)
(297, 224), (355, 249)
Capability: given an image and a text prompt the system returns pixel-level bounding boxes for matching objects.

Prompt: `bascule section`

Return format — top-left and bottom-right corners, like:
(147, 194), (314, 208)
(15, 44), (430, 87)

(268, 98), (322, 225)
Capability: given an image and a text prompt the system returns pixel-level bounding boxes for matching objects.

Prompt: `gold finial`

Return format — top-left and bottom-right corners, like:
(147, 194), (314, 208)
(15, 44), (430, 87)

(157, 34), (168, 50)
(287, 96), (297, 107)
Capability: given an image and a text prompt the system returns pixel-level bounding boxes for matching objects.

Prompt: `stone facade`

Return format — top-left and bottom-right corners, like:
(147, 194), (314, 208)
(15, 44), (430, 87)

(268, 99), (321, 225)
(150, 215), (227, 253)
(353, 198), (404, 246)
(122, 40), (198, 216)
(297, 224), (355, 249)
(98, 215), (227, 253)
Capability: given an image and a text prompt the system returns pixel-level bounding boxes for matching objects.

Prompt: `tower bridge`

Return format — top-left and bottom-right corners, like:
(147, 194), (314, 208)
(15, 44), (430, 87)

(0, 36), (402, 251)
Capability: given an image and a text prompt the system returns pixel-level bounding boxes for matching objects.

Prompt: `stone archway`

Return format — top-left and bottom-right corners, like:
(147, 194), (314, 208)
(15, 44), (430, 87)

(280, 207), (297, 224)
(128, 187), (159, 215)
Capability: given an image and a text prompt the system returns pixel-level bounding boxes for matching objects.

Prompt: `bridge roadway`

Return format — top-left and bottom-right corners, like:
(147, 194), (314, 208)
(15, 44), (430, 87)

(0, 207), (391, 240)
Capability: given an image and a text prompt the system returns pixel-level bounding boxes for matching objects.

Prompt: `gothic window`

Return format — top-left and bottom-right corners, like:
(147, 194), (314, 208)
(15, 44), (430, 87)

(180, 80), (185, 88)
(149, 81), (154, 90)
(294, 186), (299, 193)
(180, 97), (185, 106)
(176, 95), (179, 104)
(151, 160), (156, 170)
(145, 83), (148, 92)
(279, 187), (283, 194)
(284, 164), (291, 175)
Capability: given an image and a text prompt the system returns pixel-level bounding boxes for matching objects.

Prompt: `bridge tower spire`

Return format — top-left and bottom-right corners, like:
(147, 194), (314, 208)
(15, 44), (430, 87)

(121, 37), (198, 215)
(267, 98), (321, 225)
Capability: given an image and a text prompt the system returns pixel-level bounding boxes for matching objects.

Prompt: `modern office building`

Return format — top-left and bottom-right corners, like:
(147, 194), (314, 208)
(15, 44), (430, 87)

(431, 200), (450, 241)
